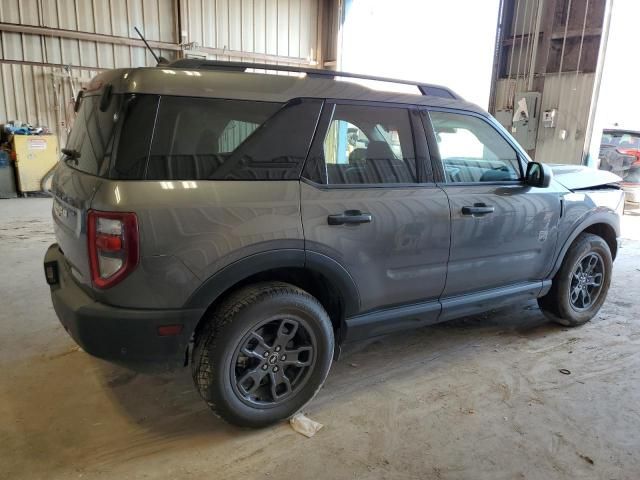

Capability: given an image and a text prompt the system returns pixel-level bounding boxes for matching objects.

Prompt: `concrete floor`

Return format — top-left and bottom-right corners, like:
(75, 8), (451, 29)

(1, 197), (640, 480)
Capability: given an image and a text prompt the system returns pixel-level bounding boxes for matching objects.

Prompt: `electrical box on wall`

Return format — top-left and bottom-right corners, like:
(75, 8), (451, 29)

(510, 91), (541, 151)
(542, 109), (557, 128)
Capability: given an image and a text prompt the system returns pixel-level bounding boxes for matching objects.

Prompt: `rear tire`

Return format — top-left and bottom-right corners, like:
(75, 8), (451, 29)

(538, 233), (612, 327)
(191, 282), (334, 427)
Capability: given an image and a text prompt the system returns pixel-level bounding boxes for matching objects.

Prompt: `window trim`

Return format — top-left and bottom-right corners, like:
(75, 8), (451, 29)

(421, 107), (528, 186)
(300, 100), (433, 188)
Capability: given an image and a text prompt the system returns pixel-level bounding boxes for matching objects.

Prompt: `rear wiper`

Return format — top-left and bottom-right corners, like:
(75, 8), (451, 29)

(62, 148), (81, 159)
(61, 148), (80, 165)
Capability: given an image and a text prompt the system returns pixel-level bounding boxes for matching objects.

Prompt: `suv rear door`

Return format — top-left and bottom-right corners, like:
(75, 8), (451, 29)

(421, 108), (561, 318)
(50, 92), (127, 288)
(301, 101), (450, 334)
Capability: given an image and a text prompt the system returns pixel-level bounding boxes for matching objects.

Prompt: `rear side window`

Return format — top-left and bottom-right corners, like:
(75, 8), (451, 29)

(145, 97), (322, 181)
(113, 94), (159, 179)
(429, 111), (521, 183)
(314, 104), (417, 185)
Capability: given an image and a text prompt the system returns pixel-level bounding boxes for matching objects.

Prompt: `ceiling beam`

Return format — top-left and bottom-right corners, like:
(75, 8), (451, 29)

(0, 22), (181, 51)
(0, 22), (316, 66)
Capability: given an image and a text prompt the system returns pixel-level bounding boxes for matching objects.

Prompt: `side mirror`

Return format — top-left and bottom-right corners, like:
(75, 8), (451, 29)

(525, 161), (553, 188)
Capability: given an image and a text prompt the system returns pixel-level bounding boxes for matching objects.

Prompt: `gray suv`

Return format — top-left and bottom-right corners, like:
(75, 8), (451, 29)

(44, 60), (624, 427)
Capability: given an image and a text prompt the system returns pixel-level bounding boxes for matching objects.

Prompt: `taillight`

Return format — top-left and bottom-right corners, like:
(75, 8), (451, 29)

(617, 148), (640, 165)
(87, 210), (139, 288)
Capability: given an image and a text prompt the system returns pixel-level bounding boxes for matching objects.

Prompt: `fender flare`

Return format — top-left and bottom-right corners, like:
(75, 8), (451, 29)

(547, 211), (620, 279)
(184, 248), (360, 316)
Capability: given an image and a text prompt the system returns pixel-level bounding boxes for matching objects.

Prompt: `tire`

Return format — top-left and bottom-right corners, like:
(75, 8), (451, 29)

(538, 233), (612, 327)
(191, 281), (334, 428)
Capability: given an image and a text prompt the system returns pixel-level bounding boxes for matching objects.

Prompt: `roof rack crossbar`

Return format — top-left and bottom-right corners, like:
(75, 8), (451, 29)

(167, 59), (461, 100)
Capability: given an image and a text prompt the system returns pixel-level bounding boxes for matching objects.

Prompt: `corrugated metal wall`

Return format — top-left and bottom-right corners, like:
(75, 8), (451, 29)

(529, 73), (595, 165)
(0, 0), (320, 146)
(0, 0), (178, 141)
(180, 0), (318, 63)
(490, 0), (608, 164)
(494, 73), (595, 164)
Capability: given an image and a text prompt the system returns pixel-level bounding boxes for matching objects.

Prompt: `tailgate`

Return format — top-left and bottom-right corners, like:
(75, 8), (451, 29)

(51, 161), (104, 287)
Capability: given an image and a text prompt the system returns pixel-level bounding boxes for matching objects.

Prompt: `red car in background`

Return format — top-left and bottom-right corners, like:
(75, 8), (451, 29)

(599, 129), (640, 207)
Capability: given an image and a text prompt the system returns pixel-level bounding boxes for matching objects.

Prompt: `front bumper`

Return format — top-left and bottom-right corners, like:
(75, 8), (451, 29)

(622, 184), (640, 204)
(44, 244), (204, 363)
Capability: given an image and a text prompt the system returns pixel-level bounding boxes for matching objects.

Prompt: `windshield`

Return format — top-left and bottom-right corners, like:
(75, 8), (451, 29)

(601, 131), (640, 149)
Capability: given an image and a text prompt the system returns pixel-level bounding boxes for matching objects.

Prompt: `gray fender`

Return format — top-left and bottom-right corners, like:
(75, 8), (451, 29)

(547, 210), (620, 279)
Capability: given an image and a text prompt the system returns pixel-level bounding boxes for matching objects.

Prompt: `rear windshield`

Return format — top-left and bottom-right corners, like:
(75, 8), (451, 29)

(63, 93), (122, 176)
(601, 131), (640, 149)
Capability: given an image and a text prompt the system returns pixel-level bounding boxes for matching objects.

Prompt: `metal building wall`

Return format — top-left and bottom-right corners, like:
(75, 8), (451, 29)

(180, 0), (318, 64)
(0, 0), (177, 142)
(489, 0), (610, 165)
(494, 74), (596, 165)
(0, 0), (321, 146)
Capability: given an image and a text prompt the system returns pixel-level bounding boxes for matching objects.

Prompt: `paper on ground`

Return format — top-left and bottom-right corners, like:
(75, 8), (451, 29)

(289, 413), (323, 437)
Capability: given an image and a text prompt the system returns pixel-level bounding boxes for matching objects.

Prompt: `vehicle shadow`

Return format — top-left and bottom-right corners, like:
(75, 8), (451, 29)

(96, 300), (560, 434)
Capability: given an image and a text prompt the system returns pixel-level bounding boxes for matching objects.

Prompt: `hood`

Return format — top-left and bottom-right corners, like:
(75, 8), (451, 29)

(548, 164), (621, 190)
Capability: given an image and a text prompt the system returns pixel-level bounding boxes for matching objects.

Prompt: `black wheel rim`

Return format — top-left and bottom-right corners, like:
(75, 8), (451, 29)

(230, 317), (317, 408)
(569, 252), (604, 311)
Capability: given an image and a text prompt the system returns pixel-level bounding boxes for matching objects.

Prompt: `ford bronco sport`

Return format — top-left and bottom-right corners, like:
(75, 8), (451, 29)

(44, 60), (624, 427)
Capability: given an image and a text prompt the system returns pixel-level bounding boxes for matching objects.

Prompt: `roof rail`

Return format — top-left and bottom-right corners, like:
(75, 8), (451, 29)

(167, 59), (461, 100)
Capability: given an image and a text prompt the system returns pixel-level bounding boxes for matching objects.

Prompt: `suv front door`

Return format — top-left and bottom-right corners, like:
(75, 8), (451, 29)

(422, 109), (562, 319)
(301, 101), (450, 336)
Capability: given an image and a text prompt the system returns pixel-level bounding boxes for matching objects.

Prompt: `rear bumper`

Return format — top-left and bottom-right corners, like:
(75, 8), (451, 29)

(44, 244), (204, 363)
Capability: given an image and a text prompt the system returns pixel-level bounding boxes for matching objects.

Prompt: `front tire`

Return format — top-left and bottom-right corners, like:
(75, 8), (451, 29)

(538, 233), (612, 326)
(192, 282), (334, 427)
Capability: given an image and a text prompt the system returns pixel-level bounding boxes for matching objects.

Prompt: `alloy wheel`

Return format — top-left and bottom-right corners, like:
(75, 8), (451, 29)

(230, 317), (317, 407)
(569, 252), (604, 311)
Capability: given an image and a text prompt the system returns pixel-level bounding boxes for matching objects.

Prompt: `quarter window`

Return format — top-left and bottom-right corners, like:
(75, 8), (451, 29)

(429, 111), (521, 183)
(142, 97), (322, 181)
(320, 104), (417, 185)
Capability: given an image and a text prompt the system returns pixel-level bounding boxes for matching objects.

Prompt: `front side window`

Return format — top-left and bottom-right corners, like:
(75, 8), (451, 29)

(319, 104), (416, 185)
(429, 111), (521, 183)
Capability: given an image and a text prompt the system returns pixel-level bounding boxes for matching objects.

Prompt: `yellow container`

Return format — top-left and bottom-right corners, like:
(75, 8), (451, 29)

(11, 135), (59, 193)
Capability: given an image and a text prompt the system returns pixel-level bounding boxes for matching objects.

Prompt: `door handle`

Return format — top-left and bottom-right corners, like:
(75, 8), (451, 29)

(327, 210), (373, 225)
(461, 203), (495, 217)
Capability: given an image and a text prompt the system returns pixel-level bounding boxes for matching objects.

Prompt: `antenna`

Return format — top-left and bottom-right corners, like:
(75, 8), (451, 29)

(134, 26), (167, 66)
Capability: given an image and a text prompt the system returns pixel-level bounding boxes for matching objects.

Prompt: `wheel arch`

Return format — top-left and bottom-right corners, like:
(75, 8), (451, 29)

(549, 215), (619, 279)
(185, 249), (360, 347)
